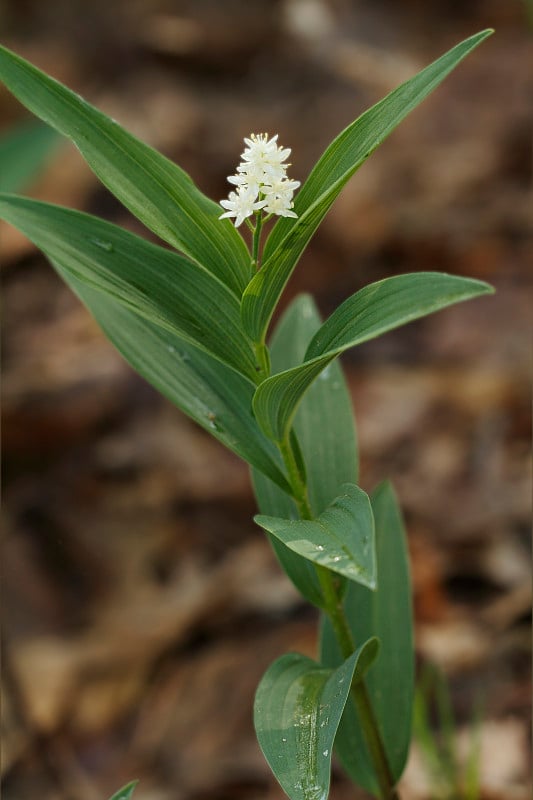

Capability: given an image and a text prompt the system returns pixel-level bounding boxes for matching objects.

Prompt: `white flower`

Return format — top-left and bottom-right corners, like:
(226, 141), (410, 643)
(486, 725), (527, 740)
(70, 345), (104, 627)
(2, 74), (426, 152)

(219, 133), (299, 227)
(241, 133), (291, 174)
(262, 177), (301, 197)
(263, 194), (298, 218)
(219, 186), (266, 228)
(261, 176), (300, 217)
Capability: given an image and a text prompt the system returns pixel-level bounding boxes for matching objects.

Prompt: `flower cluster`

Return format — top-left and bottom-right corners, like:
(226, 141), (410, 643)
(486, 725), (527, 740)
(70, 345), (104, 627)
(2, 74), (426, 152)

(219, 133), (300, 228)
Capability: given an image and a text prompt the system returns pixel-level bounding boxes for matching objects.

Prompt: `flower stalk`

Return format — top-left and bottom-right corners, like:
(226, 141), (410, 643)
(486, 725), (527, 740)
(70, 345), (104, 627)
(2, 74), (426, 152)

(252, 210), (263, 270)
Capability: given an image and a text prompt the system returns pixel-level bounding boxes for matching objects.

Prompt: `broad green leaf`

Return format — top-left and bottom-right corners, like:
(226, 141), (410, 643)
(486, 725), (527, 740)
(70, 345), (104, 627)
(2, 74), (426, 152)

(241, 29), (493, 341)
(254, 639), (379, 800)
(107, 782), (138, 800)
(0, 45), (250, 295)
(251, 295), (358, 608)
(320, 482), (414, 792)
(0, 194), (257, 380)
(305, 272), (493, 359)
(255, 483), (375, 589)
(271, 296), (358, 514)
(0, 119), (59, 192)
(253, 272), (493, 441)
(53, 264), (291, 493)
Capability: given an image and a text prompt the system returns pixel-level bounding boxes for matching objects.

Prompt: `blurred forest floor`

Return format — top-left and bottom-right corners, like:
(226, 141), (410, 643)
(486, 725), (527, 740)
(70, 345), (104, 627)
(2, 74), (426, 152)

(1, 1), (531, 799)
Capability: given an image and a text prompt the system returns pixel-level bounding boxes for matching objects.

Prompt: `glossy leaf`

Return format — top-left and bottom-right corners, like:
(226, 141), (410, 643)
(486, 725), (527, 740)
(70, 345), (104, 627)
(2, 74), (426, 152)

(251, 295), (358, 608)
(241, 29), (493, 341)
(0, 45), (250, 295)
(0, 119), (59, 192)
(52, 264), (291, 493)
(320, 482), (414, 792)
(253, 272), (493, 441)
(107, 783), (138, 800)
(255, 483), (375, 589)
(254, 639), (379, 800)
(0, 194), (257, 380)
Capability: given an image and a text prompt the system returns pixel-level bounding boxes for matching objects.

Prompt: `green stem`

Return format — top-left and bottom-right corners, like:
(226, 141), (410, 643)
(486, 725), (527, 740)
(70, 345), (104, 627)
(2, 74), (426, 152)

(250, 211), (269, 379)
(315, 565), (398, 798)
(252, 211), (263, 270)
(278, 434), (311, 519)
(352, 683), (400, 800)
(315, 564), (355, 655)
(278, 432), (400, 800)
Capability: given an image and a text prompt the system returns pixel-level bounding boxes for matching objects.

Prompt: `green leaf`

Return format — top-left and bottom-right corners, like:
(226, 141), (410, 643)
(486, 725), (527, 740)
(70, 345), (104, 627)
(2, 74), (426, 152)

(251, 295), (358, 608)
(0, 193), (257, 380)
(255, 483), (375, 589)
(0, 45), (250, 296)
(52, 264), (291, 493)
(253, 272), (493, 441)
(320, 482), (414, 792)
(253, 352), (335, 443)
(0, 119), (59, 192)
(107, 782), (138, 800)
(278, 298), (359, 515)
(254, 639), (379, 800)
(241, 29), (493, 341)
(305, 272), (493, 360)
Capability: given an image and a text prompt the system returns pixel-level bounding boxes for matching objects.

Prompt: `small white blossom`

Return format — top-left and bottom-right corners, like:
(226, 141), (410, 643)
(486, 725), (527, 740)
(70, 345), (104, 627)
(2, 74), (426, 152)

(219, 186), (266, 228)
(262, 176), (301, 197)
(263, 193), (298, 218)
(219, 133), (299, 227)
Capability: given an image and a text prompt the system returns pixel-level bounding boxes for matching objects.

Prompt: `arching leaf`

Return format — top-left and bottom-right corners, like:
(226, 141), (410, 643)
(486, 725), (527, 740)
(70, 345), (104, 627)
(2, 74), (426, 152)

(0, 45), (250, 295)
(52, 264), (291, 493)
(241, 29), (493, 341)
(0, 194), (257, 380)
(253, 273), (493, 441)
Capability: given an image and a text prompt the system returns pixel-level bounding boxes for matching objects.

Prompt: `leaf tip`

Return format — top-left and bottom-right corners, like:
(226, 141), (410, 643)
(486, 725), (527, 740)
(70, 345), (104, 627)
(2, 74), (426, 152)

(470, 278), (495, 297)
(107, 780), (139, 800)
(467, 28), (495, 47)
